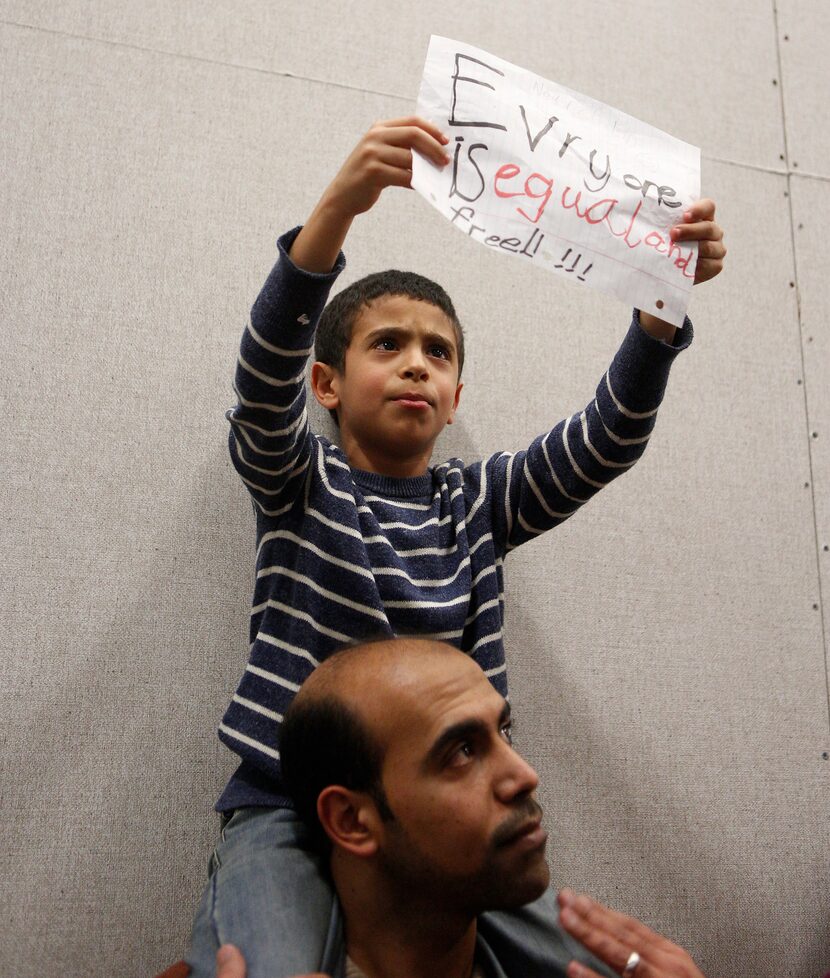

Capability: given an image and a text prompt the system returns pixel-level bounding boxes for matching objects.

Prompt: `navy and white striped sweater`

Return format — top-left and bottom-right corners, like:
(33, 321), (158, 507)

(217, 227), (692, 810)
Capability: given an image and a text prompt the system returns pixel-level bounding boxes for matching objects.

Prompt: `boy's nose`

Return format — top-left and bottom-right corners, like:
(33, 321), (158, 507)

(401, 351), (429, 379)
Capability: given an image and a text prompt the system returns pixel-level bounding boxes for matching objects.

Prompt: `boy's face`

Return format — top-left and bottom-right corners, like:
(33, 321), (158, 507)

(313, 295), (463, 476)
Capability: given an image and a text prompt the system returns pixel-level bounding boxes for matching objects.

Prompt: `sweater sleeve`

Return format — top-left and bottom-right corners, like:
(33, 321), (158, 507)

(487, 311), (693, 555)
(227, 227), (345, 514)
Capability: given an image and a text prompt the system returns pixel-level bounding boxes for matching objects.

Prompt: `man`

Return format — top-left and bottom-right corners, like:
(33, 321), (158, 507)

(180, 637), (707, 978)
(277, 637), (706, 978)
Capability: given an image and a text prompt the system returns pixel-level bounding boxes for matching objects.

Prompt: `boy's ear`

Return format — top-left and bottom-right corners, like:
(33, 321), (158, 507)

(446, 382), (463, 425)
(317, 786), (380, 858)
(311, 361), (341, 413)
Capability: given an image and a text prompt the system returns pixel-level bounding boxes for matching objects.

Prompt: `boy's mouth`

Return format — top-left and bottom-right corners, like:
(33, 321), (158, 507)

(393, 391), (432, 408)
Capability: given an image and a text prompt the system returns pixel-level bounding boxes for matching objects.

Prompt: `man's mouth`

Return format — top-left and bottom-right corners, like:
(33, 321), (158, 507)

(493, 800), (546, 850)
(503, 819), (547, 852)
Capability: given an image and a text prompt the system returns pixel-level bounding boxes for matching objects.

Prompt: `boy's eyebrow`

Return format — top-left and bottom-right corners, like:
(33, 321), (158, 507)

(363, 324), (457, 355)
(422, 701), (512, 769)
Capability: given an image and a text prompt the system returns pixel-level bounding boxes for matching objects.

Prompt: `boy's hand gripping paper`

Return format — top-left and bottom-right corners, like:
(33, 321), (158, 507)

(412, 36), (701, 328)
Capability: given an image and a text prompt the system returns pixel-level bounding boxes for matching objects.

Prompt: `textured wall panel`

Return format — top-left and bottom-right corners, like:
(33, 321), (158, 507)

(0, 0), (785, 170)
(777, 0), (830, 177)
(791, 174), (830, 745)
(1, 6), (828, 978)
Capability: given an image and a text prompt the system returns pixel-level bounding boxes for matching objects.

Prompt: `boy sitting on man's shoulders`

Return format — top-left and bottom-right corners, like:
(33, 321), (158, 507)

(186, 117), (726, 977)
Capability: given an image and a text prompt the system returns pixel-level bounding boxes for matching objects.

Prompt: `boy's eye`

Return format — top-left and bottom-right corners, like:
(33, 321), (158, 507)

(374, 337), (398, 351)
(428, 344), (450, 360)
(500, 722), (513, 746)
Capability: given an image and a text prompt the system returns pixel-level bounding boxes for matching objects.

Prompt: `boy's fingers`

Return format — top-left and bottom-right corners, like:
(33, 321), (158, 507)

(377, 115), (449, 144)
(364, 161), (415, 189)
(683, 197), (716, 221)
(380, 125), (450, 166)
(371, 144), (418, 172)
(697, 238), (727, 260)
(670, 220), (723, 243)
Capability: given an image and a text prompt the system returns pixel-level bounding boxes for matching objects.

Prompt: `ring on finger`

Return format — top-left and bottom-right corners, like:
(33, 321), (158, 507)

(622, 950), (641, 977)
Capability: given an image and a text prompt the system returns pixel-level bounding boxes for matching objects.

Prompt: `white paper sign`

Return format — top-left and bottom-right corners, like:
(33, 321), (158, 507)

(412, 36), (701, 327)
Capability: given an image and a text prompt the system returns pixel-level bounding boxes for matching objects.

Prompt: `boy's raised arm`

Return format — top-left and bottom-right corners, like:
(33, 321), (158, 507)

(288, 117), (450, 274)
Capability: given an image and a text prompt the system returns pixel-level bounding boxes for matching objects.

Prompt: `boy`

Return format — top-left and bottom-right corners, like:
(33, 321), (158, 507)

(186, 117), (725, 977)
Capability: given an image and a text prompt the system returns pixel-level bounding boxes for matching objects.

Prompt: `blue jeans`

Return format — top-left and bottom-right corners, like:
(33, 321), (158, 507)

(186, 807), (615, 978)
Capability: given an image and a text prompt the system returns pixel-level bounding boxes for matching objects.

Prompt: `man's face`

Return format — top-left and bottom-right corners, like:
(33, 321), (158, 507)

(327, 295), (462, 471)
(363, 652), (550, 914)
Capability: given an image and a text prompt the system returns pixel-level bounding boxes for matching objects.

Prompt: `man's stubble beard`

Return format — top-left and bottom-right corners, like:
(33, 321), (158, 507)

(376, 797), (550, 916)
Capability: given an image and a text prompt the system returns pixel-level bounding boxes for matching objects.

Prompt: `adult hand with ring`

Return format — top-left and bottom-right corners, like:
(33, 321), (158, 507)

(557, 889), (707, 978)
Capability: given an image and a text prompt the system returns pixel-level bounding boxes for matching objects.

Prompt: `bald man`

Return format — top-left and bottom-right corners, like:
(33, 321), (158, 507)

(269, 638), (705, 978)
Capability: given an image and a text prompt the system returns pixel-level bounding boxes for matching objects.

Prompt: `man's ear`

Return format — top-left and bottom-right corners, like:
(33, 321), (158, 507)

(446, 382), (463, 425)
(317, 786), (380, 857)
(311, 361), (341, 413)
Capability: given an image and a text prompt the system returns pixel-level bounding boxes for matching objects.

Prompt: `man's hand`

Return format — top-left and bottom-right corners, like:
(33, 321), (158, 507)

(289, 117), (450, 274)
(557, 889), (707, 978)
(215, 943), (328, 978)
(639, 197), (726, 342)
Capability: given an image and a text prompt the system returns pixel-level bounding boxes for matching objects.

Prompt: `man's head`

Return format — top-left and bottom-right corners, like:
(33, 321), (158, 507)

(310, 275), (464, 472)
(280, 638), (549, 916)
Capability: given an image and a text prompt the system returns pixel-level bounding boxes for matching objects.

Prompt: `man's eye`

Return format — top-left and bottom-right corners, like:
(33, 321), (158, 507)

(448, 742), (475, 767)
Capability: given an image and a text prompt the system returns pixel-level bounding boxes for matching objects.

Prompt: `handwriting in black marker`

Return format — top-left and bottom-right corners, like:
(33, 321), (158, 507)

(554, 248), (592, 280)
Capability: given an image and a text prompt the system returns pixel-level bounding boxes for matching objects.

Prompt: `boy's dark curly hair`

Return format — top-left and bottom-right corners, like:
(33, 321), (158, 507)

(314, 269), (465, 377)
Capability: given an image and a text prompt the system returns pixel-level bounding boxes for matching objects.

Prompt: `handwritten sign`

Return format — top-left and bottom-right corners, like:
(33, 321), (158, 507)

(412, 36), (701, 327)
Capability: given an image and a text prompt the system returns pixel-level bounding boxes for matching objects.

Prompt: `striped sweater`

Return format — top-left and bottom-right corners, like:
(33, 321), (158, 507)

(217, 227), (692, 810)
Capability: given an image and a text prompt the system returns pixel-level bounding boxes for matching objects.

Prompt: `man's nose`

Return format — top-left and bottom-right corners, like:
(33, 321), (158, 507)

(495, 741), (539, 802)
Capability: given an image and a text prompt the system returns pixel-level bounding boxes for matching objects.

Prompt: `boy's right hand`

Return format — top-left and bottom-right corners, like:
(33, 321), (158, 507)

(289, 118), (450, 274)
(322, 117), (450, 219)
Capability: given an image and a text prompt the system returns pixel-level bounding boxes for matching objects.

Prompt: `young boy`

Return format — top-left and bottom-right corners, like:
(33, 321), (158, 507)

(186, 117), (725, 977)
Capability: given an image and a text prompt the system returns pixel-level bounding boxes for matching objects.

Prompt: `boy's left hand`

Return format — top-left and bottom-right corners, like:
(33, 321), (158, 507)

(639, 198), (725, 340)
(669, 198), (726, 286)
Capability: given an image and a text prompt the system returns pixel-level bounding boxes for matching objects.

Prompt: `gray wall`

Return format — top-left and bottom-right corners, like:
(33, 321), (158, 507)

(1, 3), (827, 976)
